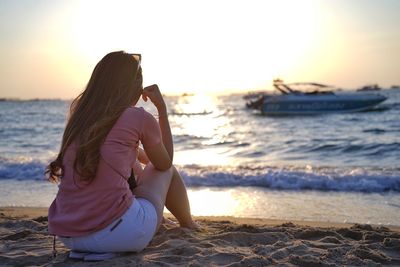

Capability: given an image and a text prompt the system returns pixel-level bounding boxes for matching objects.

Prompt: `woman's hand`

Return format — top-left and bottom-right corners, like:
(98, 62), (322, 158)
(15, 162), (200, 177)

(142, 84), (166, 111)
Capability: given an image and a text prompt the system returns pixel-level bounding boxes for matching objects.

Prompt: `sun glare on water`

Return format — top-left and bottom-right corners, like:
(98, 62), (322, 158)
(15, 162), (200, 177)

(171, 94), (234, 166)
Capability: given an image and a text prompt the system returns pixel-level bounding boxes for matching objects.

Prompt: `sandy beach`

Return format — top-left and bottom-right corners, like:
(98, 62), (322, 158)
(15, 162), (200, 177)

(1, 207), (399, 266)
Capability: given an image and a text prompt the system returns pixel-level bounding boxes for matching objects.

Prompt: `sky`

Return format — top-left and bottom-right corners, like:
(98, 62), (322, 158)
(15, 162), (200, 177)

(0, 0), (399, 99)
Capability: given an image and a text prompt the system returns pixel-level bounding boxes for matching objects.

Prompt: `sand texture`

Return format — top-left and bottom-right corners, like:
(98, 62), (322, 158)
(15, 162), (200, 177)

(1, 208), (400, 266)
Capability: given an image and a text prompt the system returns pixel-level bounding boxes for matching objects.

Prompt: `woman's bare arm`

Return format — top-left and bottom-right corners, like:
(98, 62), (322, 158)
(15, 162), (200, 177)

(156, 103), (173, 161)
(141, 84), (173, 170)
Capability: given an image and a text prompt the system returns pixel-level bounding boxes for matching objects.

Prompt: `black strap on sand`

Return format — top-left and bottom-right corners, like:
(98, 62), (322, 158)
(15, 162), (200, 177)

(128, 169), (137, 191)
(52, 235), (57, 259)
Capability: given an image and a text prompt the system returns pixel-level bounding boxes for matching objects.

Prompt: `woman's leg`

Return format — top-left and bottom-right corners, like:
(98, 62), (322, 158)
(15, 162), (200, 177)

(165, 166), (197, 228)
(133, 164), (172, 228)
(133, 164), (196, 229)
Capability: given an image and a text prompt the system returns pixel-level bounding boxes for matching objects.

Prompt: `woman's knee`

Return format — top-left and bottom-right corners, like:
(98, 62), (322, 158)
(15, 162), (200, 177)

(137, 164), (172, 184)
(134, 165), (173, 206)
(145, 163), (174, 177)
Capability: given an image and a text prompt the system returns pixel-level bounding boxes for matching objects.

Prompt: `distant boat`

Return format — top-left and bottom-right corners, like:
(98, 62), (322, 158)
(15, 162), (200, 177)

(390, 85), (400, 89)
(246, 80), (387, 115)
(357, 84), (381, 92)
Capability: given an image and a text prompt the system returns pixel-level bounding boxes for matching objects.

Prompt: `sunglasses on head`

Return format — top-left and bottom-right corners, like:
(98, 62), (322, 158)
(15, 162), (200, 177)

(129, 53), (142, 80)
(131, 53), (141, 64)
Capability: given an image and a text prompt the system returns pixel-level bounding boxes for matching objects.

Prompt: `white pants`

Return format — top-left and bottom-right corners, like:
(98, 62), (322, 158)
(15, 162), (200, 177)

(60, 198), (158, 253)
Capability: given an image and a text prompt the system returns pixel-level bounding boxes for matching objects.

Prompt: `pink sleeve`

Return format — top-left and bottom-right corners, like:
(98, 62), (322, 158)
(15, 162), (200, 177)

(140, 110), (162, 150)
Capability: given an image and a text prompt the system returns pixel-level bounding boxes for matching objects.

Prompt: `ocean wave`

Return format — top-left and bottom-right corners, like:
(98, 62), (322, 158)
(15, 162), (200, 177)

(1, 158), (399, 193)
(180, 166), (400, 193)
(362, 128), (386, 134)
(0, 158), (47, 180)
(305, 142), (400, 156)
(174, 134), (208, 144)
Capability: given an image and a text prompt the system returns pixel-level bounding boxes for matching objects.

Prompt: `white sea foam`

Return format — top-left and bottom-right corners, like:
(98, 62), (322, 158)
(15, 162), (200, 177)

(1, 158), (399, 192)
(180, 166), (400, 192)
(0, 157), (47, 180)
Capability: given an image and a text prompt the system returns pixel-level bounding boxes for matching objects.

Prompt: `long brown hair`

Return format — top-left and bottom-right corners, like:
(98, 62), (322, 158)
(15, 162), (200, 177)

(46, 51), (142, 183)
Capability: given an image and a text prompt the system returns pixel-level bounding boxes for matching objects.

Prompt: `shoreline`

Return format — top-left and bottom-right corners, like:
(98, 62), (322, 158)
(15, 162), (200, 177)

(2, 177), (400, 227)
(1, 206), (400, 231)
(1, 207), (400, 266)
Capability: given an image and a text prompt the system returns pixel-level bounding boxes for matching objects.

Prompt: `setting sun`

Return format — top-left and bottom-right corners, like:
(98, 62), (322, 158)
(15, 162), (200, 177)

(68, 0), (320, 95)
(2, 0), (398, 99)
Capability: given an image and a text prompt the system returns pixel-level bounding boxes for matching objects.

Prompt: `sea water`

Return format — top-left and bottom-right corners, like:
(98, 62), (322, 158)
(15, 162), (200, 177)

(0, 89), (399, 225)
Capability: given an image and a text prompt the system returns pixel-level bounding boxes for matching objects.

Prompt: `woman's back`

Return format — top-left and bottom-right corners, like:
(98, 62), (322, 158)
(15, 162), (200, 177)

(48, 107), (161, 237)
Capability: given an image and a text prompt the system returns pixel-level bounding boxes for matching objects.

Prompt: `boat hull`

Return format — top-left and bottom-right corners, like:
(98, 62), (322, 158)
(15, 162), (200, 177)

(261, 94), (387, 115)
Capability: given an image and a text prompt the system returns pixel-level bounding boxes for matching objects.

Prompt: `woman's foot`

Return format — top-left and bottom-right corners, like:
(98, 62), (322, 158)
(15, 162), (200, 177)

(180, 220), (200, 229)
(162, 216), (177, 226)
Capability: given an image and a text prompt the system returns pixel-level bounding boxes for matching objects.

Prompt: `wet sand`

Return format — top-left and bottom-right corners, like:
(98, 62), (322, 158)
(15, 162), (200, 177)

(1, 207), (400, 266)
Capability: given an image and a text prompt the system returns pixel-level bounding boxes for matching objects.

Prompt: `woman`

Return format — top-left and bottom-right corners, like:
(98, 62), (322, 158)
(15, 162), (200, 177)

(46, 51), (197, 256)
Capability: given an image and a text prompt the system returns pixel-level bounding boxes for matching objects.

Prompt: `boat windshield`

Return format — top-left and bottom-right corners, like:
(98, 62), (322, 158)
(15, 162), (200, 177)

(273, 80), (335, 95)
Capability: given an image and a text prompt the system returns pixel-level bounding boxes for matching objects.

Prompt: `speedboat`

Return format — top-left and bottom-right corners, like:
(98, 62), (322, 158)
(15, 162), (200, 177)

(246, 79), (387, 115)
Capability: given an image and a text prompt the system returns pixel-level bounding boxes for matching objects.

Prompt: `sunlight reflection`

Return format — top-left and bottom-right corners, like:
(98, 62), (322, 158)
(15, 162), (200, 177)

(173, 94), (215, 115)
(182, 187), (265, 218)
(172, 94), (229, 138)
(187, 188), (242, 216)
(172, 94), (235, 166)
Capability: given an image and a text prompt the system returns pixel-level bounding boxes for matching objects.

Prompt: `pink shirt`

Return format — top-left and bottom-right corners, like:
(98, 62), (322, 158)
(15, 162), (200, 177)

(48, 107), (161, 237)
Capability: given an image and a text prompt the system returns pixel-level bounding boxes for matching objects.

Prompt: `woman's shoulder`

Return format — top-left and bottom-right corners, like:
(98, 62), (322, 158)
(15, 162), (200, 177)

(117, 106), (155, 125)
(119, 106), (144, 119)
(125, 105), (144, 113)
(124, 106), (155, 119)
